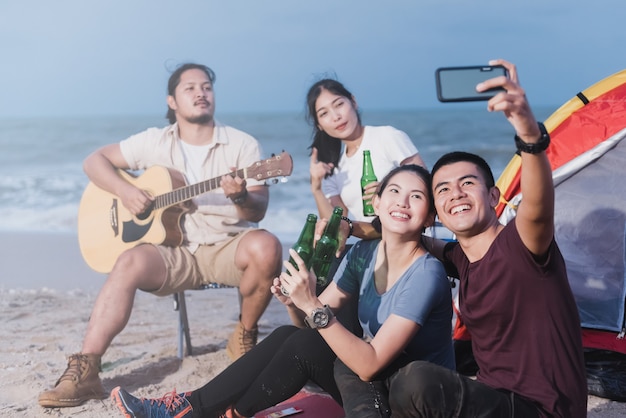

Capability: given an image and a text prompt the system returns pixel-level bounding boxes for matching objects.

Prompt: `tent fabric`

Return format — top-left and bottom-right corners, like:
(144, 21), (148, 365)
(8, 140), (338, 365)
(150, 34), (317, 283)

(553, 133), (626, 333)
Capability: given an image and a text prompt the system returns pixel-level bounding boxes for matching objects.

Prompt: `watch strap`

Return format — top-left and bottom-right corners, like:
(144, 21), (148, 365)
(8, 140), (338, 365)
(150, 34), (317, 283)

(514, 122), (550, 154)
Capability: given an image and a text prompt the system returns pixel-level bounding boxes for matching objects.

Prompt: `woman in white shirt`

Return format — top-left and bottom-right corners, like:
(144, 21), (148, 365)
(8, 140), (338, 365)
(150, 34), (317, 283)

(306, 78), (426, 240)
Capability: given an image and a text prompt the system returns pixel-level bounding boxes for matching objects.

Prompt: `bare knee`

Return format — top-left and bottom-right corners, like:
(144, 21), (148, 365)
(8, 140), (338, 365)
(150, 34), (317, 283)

(236, 230), (282, 276)
(110, 245), (166, 290)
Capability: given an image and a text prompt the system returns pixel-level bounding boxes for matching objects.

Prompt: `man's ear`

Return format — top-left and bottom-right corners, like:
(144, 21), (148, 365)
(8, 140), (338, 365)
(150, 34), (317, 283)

(489, 186), (501, 209)
(166, 95), (177, 112)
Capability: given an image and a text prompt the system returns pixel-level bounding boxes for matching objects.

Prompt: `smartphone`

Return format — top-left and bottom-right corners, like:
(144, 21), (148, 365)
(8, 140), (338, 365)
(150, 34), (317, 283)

(435, 65), (508, 102)
(264, 407), (303, 418)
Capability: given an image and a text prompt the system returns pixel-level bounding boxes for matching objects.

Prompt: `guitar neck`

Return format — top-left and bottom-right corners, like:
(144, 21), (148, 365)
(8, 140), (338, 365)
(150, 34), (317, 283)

(153, 168), (245, 209)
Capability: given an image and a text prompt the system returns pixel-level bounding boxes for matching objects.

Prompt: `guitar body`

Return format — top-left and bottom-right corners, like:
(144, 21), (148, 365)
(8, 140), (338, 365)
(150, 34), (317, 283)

(77, 151), (293, 274)
(78, 166), (188, 273)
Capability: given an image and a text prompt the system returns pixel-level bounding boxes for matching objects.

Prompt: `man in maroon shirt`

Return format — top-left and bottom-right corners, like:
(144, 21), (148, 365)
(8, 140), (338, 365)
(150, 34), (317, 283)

(389, 59), (587, 417)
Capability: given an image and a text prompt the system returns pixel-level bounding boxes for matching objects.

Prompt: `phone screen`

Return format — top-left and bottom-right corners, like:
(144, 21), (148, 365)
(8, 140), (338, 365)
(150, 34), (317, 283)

(435, 65), (508, 102)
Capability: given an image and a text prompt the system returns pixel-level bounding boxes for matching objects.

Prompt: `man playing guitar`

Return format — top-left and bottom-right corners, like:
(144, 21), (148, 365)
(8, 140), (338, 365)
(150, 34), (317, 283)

(39, 63), (285, 408)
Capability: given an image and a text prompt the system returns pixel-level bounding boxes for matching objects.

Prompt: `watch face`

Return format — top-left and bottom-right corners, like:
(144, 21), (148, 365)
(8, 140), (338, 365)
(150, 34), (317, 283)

(313, 310), (329, 327)
(305, 305), (333, 329)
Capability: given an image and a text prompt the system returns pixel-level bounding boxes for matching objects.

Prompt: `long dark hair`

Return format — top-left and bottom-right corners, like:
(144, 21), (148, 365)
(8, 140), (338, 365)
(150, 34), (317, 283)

(165, 63), (216, 124)
(371, 164), (434, 233)
(305, 78), (362, 171)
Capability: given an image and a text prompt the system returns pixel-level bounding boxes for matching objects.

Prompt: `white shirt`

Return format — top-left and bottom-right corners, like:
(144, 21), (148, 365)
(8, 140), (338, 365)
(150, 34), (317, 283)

(119, 121), (264, 250)
(322, 125), (418, 221)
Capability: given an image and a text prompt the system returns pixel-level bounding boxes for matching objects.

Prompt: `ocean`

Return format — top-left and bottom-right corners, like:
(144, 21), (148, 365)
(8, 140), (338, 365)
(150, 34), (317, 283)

(0, 106), (555, 244)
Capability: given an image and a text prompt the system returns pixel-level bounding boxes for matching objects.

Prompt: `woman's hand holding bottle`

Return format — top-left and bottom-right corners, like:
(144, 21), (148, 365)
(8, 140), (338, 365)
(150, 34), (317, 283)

(276, 249), (317, 309)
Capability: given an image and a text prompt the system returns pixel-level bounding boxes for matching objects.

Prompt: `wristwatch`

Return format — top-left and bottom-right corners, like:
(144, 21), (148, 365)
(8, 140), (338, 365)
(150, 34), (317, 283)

(304, 305), (334, 329)
(514, 122), (551, 154)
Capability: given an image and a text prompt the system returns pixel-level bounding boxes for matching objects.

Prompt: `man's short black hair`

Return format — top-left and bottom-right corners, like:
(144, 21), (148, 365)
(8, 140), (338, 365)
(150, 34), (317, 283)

(431, 151), (495, 189)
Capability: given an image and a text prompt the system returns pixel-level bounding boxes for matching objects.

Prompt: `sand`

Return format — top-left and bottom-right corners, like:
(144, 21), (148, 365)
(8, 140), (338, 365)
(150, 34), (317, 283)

(0, 231), (624, 417)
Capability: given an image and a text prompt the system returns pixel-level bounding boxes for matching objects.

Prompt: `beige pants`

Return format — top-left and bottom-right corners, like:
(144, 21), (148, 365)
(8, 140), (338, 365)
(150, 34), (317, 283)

(151, 230), (253, 296)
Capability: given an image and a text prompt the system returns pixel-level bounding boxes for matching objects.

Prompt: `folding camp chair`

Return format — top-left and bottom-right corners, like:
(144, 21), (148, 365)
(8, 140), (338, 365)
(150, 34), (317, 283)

(173, 283), (241, 359)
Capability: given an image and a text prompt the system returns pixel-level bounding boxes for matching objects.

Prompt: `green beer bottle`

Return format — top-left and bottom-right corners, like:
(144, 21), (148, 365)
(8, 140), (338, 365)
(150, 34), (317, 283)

(361, 150), (377, 217)
(281, 213), (318, 296)
(310, 206), (343, 287)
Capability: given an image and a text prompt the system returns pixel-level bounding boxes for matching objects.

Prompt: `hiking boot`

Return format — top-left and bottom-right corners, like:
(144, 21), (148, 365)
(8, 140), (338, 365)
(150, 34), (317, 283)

(225, 321), (258, 361)
(111, 386), (193, 418)
(38, 353), (107, 407)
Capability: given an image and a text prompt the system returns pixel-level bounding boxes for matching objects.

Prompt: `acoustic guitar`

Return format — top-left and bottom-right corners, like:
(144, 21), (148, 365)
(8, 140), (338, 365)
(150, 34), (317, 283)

(78, 151), (293, 273)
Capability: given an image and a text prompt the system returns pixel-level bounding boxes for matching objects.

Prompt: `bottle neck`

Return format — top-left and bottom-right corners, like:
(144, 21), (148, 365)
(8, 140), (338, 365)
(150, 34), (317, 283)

(298, 219), (317, 244)
(324, 211), (343, 238)
(362, 153), (376, 178)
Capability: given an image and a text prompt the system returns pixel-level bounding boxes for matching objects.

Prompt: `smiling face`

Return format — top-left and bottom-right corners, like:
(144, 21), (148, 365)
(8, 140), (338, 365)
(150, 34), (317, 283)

(432, 161), (500, 238)
(167, 68), (215, 125)
(314, 89), (361, 141)
(373, 170), (434, 237)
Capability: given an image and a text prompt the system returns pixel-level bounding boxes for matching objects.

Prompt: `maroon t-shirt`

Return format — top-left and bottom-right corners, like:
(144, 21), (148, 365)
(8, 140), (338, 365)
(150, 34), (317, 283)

(446, 219), (587, 417)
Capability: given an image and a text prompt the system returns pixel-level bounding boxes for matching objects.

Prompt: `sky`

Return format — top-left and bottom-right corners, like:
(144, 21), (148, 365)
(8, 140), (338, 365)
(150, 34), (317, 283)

(1, 1), (625, 118)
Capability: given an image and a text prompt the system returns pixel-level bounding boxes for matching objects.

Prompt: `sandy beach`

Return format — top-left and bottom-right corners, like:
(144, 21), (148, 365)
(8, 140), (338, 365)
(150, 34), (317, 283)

(1, 231), (624, 417)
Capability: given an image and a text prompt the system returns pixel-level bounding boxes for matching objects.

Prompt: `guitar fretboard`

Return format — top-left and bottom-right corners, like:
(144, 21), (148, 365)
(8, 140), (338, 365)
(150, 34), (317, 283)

(153, 168), (245, 209)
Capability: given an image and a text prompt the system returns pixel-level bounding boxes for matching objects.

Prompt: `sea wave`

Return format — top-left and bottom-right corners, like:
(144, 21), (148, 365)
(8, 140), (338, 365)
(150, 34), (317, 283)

(0, 107), (556, 240)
